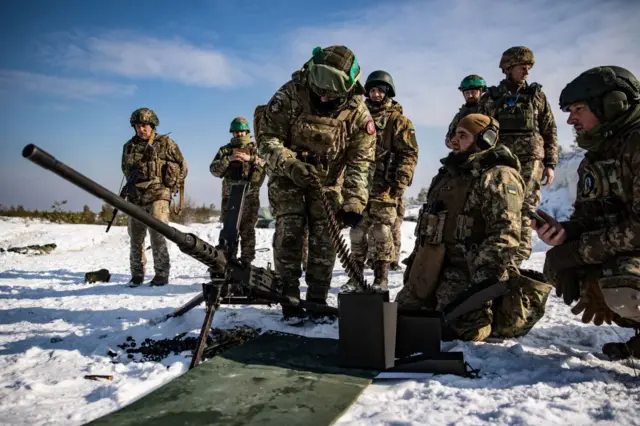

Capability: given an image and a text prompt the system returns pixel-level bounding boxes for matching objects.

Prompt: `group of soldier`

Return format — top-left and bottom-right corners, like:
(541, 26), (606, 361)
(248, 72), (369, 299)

(120, 43), (640, 360)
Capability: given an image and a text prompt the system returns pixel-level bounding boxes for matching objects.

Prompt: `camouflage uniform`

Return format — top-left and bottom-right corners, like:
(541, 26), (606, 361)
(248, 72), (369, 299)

(445, 75), (487, 149)
(210, 118), (266, 263)
(254, 105), (309, 270)
(391, 195), (406, 268)
(258, 45), (376, 316)
(396, 115), (551, 341)
(122, 108), (188, 285)
(543, 66), (640, 359)
(348, 71), (418, 290)
(477, 47), (559, 264)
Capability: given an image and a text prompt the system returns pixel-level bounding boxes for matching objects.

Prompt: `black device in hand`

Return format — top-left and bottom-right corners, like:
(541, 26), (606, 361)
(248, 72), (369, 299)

(527, 210), (548, 226)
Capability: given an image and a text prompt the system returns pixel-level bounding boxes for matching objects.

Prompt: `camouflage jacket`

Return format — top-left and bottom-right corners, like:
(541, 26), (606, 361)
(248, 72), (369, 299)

(445, 103), (479, 146)
(416, 145), (524, 284)
(209, 139), (266, 195)
(561, 119), (640, 264)
(258, 69), (376, 214)
(365, 98), (419, 201)
(121, 133), (188, 205)
(477, 79), (558, 167)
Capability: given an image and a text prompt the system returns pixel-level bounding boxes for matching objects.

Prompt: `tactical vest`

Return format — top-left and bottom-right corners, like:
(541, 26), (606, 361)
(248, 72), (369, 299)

(223, 143), (259, 183)
(286, 82), (359, 181)
(489, 83), (540, 134)
(372, 109), (401, 181)
(123, 134), (163, 183)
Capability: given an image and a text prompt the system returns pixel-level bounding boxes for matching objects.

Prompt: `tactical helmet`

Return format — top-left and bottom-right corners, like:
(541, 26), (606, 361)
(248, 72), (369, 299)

(458, 74), (487, 92)
(559, 66), (640, 121)
(229, 117), (251, 133)
(365, 70), (396, 97)
(499, 46), (535, 71)
(130, 108), (159, 128)
(306, 45), (362, 96)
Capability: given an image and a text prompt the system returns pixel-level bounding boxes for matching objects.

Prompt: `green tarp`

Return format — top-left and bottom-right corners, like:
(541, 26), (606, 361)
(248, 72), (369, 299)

(88, 331), (378, 426)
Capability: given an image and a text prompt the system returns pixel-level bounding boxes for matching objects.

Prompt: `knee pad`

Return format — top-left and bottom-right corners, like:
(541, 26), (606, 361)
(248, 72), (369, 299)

(372, 223), (391, 242)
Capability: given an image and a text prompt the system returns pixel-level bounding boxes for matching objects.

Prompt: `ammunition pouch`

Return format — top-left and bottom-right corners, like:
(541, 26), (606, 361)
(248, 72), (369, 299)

(416, 211), (446, 246)
(289, 112), (348, 159)
(295, 150), (330, 170)
(162, 162), (181, 190)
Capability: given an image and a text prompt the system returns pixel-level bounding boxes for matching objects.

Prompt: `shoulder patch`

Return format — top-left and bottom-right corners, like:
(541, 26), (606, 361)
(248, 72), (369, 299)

(505, 184), (518, 195)
(365, 120), (376, 136)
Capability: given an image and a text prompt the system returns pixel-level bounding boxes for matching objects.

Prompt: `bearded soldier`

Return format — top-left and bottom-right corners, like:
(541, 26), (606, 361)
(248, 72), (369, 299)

(345, 70), (418, 291)
(534, 66), (640, 359)
(122, 108), (188, 286)
(396, 113), (551, 341)
(445, 75), (487, 149)
(210, 117), (266, 264)
(259, 45), (376, 320)
(477, 46), (558, 265)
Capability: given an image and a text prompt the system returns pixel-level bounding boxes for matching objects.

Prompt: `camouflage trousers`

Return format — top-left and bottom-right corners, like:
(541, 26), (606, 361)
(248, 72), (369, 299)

(516, 157), (544, 264)
(128, 200), (171, 278)
(392, 197), (405, 263)
(395, 263), (552, 341)
(270, 196), (308, 270)
(221, 190), (260, 263)
(268, 176), (339, 301)
(351, 199), (397, 263)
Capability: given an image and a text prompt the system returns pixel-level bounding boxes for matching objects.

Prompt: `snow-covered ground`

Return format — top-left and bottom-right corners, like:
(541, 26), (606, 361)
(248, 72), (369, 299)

(0, 147), (638, 426)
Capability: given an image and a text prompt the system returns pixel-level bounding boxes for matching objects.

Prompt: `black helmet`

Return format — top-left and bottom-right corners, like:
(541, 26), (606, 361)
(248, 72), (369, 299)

(364, 70), (396, 97)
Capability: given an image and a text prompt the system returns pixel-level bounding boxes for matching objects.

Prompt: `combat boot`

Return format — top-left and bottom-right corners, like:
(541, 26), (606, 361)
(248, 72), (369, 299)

(128, 275), (144, 288)
(389, 261), (401, 271)
(149, 275), (168, 286)
(340, 260), (365, 292)
(602, 329), (640, 360)
(372, 261), (390, 292)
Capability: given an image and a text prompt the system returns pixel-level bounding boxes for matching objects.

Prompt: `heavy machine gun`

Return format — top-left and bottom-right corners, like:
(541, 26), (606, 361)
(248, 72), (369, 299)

(22, 143), (508, 376)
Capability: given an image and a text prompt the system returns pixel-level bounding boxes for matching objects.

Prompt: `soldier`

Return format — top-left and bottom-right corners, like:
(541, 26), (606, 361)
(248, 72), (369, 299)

(533, 65), (640, 359)
(346, 70), (418, 291)
(396, 113), (552, 341)
(258, 45), (376, 319)
(445, 74), (487, 149)
(477, 46), (559, 265)
(390, 195), (406, 270)
(122, 108), (188, 286)
(209, 117), (266, 264)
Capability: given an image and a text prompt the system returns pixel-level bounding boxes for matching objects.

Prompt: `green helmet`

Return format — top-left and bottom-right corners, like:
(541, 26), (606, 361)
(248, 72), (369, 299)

(229, 117), (251, 133)
(559, 66), (640, 121)
(458, 74), (487, 92)
(130, 108), (159, 128)
(364, 70), (396, 97)
(306, 45), (362, 96)
(499, 46), (535, 71)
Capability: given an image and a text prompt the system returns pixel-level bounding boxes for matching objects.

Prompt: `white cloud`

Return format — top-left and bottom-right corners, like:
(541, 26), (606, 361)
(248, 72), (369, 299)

(0, 69), (136, 100)
(39, 30), (252, 88)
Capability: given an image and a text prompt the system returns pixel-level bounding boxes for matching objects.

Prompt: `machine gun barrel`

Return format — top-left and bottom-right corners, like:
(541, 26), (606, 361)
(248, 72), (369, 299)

(22, 144), (225, 270)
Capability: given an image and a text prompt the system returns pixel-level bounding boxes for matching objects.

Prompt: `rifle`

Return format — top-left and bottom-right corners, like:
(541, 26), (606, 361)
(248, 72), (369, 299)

(106, 167), (139, 232)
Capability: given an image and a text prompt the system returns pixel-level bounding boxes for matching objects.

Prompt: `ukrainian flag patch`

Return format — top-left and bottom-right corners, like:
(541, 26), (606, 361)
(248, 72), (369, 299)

(506, 185), (518, 195)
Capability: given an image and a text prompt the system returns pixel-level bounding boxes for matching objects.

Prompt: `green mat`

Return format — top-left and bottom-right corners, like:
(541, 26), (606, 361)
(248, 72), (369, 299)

(88, 331), (378, 426)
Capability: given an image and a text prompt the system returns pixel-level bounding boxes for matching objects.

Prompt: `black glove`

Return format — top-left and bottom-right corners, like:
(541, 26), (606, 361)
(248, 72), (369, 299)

(336, 210), (363, 228)
(288, 161), (317, 188)
(554, 268), (582, 306)
(545, 240), (585, 273)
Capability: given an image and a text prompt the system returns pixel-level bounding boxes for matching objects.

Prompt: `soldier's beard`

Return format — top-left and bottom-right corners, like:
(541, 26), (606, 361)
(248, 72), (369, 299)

(309, 89), (347, 114)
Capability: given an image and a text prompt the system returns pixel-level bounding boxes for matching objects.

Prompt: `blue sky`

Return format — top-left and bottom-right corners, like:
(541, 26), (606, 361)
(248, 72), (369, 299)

(1, 0), (639, 212)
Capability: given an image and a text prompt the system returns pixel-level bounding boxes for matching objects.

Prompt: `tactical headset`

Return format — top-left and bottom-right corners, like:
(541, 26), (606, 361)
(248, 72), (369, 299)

(476, 117), (500, 150)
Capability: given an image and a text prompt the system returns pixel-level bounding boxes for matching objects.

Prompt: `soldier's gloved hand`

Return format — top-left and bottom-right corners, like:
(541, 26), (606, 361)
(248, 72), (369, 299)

(288, 161), (318, 188)
(554, 268), (582, 306)
(570, 278), (616, 326)
(544, 240), (586, 273)
(337, 210), (363, 228)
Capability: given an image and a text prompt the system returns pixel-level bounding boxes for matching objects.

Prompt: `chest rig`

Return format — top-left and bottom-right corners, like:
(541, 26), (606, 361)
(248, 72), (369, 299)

(489, 83), (540, 134)
(286, 83), (358, 177)
(224, 144), (257, 182)
(124, 136), (159, 183)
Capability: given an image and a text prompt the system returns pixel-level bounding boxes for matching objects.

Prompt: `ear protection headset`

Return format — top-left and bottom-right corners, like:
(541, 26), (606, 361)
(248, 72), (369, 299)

(476, 117), (500, 150)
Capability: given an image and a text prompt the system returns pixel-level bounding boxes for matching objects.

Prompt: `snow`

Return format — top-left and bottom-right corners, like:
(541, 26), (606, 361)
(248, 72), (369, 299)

(1, 148), (638, 425)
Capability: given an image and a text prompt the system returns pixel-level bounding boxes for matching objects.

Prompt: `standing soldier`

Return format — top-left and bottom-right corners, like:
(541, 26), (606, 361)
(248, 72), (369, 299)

(259, 45), (376, 320)
(346, 70), (418, 291)
(534, 65), (640, 359)
(210, 117), (266, 264)
(389, 195), (406, 270)
(445, 74), (487, 149)
(477, 46), (559, 265)
(122, 107), (188, 286)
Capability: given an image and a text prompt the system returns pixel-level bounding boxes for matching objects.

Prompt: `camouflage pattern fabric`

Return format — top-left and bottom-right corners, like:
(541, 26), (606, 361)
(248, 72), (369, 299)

(392, 196), (406, 263)
(351, 98), (417, 263)
(128, 200), (171, 278)
(210, 138), (267, 263)
(121, 133), (188, 206)
(477, 80), (558, 263)
(259, 69), (376, 300)
(395, 145), (533, 341)
(445, 103), (479, 147)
